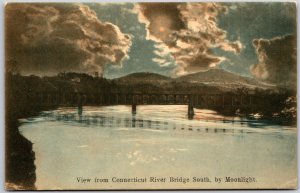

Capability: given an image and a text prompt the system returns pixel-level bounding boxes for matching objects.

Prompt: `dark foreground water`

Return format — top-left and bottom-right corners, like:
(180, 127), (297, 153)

(19, 105), (297, 189)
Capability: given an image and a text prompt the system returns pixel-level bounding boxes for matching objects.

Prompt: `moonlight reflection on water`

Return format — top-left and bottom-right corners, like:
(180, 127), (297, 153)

(19, 105), (297, 190)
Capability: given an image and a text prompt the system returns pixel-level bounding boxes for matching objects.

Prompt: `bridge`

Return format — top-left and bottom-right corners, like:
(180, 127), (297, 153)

(25, 92), (261, 118)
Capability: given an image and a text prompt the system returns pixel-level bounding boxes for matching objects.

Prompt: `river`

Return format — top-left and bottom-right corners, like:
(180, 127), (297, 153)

(18, 105), (297, 190)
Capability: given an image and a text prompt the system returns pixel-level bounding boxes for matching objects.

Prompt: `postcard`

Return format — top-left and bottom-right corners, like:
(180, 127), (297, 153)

(4, 1), (297, 190)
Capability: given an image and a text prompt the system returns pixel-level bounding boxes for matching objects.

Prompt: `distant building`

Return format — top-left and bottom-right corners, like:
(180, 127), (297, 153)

(58, 72), (66, 78)
(71, 77), (80, 83)
(94, 71), (103, 78)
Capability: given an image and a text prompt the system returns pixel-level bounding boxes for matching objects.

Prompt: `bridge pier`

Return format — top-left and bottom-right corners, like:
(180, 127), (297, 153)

(188, 102), (194, 119)
(78, 94), (83, 116)
(132, 103), (137, 114)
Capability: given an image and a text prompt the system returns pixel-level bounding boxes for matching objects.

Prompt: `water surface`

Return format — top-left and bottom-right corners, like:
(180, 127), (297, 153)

(19, 105), (297, 189)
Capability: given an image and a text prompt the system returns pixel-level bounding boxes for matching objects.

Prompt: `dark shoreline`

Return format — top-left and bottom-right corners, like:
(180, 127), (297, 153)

(6, 114), (36, 190)
(5, 103), (60, 190)
(5, 73), (58, 190)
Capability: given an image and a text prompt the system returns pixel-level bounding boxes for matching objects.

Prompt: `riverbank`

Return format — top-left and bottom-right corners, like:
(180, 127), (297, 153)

(5, 101), (60, 190)
(5, 73), (59, 190)
(6, 112), (36, 190)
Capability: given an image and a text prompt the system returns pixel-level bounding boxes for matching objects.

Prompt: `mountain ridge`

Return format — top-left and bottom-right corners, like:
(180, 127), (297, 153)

(115, 69), (271, 90)
(115, 72), (171, 83)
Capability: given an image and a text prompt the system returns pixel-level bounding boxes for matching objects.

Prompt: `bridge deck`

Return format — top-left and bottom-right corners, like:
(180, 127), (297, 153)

(24, 92), (263, 108)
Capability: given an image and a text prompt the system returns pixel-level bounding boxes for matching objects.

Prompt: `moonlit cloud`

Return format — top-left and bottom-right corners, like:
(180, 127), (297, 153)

(5, 3), (132, 76)
(5, 2), (296, 82)
(152, 43), (175, 67)
(135, 2), (243, 76)
(250, 34), (296, 87)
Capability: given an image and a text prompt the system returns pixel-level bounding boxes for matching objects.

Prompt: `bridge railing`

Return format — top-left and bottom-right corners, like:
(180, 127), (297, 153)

(22, 92), (264, 109)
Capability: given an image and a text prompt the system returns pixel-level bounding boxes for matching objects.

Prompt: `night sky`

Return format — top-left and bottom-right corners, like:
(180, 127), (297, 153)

(5, 2), (296, 85)
(87, 3), (177, 79)
(87, 2), (296, 79)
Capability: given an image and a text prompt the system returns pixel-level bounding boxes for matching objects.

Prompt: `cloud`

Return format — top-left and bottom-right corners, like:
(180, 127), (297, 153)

(5, 3), (132, 76)
(152, 58), (166, 65)
(250, 34), (296, 86)
(135, 2), (243, 75)
(135, 3), (185, 43)
(174, 53), (226, 76)
(152, 43), (175, 67)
